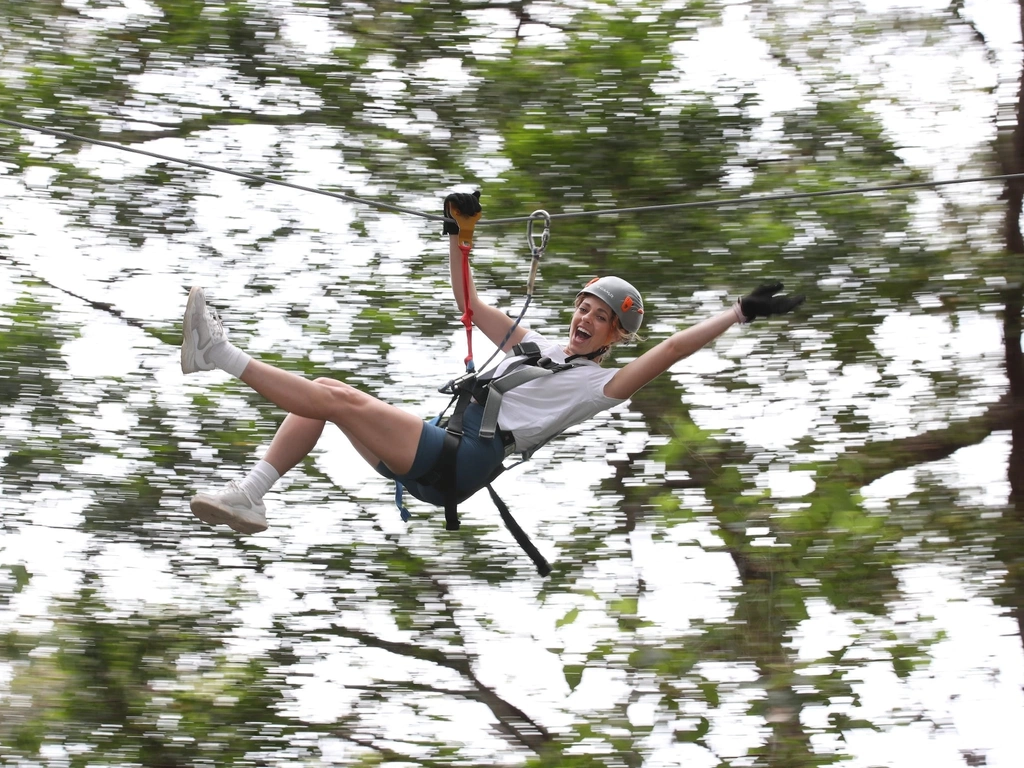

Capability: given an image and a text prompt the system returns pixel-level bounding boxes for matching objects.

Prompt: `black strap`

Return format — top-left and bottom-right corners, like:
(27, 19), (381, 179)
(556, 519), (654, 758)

(486, 484), (552, 577)
(438, 379), (472, 532)
(510, 340), (540, 357)
(439, 431), (461, 531)
(445, 381), (475, 437)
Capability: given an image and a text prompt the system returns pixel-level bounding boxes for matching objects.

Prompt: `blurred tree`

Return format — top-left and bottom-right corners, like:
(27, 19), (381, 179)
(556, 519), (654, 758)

(1, 0), (1021, 766)
(0, 580), (312, 765)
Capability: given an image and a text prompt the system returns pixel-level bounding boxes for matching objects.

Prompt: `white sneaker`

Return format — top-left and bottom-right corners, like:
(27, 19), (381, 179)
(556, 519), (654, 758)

(190, 480), (268, 534)
(181, 286), (227, 374)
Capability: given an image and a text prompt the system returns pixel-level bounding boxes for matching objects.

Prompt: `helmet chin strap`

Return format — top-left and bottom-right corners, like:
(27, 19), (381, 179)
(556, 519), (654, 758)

(566, 345), (608, 363)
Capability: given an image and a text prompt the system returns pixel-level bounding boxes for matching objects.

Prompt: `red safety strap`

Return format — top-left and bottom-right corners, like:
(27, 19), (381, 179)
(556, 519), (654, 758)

(448, 196), (480, 371)
(459, 243), (475, 371)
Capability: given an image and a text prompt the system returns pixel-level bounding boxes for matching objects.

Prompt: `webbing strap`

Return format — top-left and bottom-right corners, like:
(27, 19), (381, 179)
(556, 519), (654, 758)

(395, 482), (411, 522)
(487, 484), (552, 576)
(440, 431), (461, 530)
(446, 384), (475, 437)
(478, 365), (553, 440)
(458, 243), (475, 371)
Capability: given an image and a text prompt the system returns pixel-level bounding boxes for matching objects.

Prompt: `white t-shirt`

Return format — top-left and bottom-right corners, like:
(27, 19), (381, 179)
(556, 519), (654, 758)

(492, 330), (626, 453)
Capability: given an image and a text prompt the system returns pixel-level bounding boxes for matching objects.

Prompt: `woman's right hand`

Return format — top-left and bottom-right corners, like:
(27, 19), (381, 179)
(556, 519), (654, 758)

(443, 191), (482, 243)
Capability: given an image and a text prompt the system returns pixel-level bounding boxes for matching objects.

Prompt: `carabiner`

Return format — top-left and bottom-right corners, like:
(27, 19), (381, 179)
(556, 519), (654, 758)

(527, 210), (551, 260)
(526, 211), (550, 295)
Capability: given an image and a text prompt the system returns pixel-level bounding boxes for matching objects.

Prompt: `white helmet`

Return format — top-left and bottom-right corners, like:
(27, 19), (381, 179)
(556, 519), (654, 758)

(577, 276), (644, 334)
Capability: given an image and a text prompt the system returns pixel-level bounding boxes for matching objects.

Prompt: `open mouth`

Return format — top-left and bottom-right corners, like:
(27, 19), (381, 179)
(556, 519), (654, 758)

(573, 327), (592, 344)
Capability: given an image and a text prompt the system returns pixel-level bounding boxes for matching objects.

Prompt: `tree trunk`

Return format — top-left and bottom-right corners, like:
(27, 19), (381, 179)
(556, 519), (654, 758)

(998, 0), (1024, 640)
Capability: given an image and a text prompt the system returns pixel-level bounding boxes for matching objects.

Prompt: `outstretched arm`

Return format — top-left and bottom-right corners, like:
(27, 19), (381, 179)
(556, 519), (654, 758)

(444, 191), (528, 352)
(605, 309), (737, 399)
(604, 283), (804, 400)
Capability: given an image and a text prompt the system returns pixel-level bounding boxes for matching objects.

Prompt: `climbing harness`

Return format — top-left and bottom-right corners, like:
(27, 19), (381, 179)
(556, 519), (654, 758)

(395, 211), (575, 577)
(398, 340), (595, 577)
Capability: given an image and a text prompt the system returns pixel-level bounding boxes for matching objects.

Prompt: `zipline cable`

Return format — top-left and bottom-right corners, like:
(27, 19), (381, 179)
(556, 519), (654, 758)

(3, 116), (1023, 226)
(0, 117), (446, 222)
(480, 172), (1024, 224)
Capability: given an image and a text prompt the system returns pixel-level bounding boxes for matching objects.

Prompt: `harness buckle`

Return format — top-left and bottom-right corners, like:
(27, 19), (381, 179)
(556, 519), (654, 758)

(438, 370), (477, 396)
(500, 429), (518, 458)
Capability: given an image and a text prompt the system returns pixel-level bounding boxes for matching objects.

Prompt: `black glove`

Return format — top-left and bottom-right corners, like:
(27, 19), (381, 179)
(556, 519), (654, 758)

(443, 190), (481, 235)
(738, 282), (805, 322)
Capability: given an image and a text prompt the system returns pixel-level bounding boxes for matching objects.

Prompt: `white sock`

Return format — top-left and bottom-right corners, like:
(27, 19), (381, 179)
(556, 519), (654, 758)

(209, 340), (253, 379)
(239, 459), (280, 502)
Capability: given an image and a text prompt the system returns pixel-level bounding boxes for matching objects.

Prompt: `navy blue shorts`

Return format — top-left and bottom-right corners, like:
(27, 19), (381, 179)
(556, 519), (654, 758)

(375, 403), (510, 506)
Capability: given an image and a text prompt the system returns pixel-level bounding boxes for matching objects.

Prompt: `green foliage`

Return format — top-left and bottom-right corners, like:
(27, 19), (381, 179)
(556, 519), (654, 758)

(0, 586), (306, 765)
(0, 292), (72, 406)
(0, 0), (1017, 766)
(0, 565), (31, 609)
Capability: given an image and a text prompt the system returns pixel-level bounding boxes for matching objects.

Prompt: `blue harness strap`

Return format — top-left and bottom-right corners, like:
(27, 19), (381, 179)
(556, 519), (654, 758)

(394, 482), (411, 522)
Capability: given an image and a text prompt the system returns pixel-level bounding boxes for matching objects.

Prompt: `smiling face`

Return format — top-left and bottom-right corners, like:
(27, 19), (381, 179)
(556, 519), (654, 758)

(566, 294), (619, 358)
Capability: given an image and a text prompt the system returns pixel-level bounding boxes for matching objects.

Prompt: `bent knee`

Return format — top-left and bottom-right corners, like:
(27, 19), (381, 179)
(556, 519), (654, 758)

(312, 377), (371, 415)
(314, 376), (347, 390)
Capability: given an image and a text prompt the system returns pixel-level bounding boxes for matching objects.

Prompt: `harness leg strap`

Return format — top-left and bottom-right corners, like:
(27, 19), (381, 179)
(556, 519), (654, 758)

(440, 431), (462, 531)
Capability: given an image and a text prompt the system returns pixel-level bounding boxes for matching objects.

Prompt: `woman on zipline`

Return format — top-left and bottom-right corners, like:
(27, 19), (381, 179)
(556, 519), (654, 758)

(182, 192), (803, 536)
